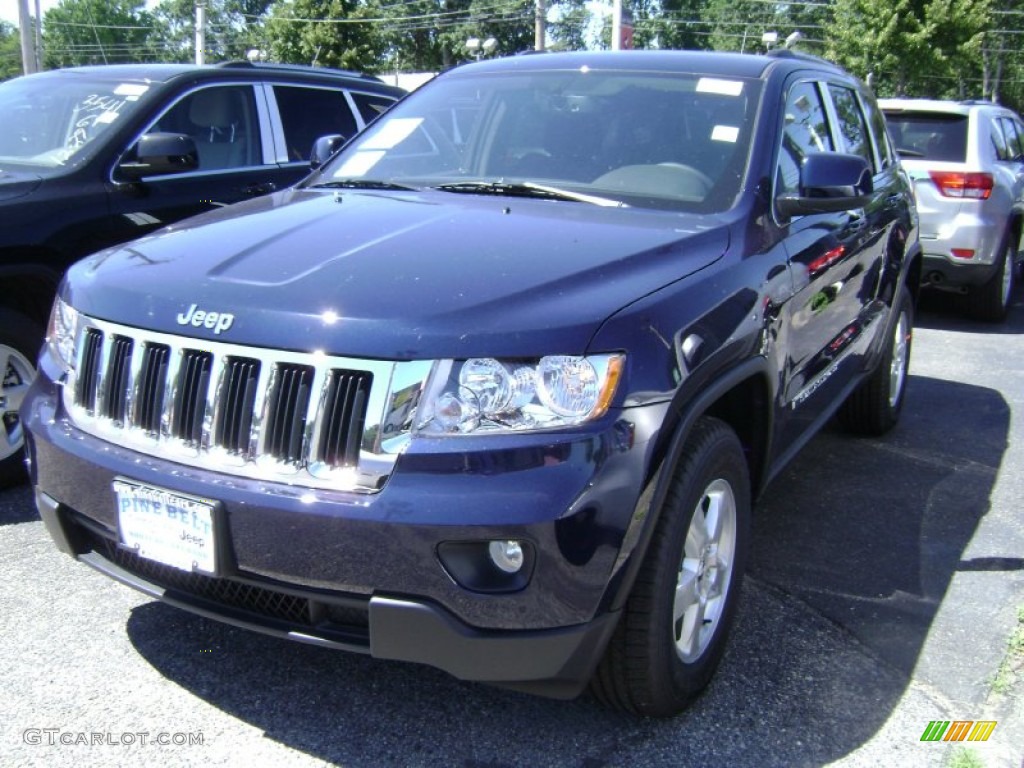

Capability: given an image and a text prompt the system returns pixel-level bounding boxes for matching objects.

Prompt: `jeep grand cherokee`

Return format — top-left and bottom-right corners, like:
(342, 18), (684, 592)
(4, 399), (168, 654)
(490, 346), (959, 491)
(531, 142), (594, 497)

(22, 50), (920, 716)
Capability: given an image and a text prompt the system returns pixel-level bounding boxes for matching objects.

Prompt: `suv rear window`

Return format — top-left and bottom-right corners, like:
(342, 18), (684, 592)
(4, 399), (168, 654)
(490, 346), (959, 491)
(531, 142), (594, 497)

(884, 112), (967, 162)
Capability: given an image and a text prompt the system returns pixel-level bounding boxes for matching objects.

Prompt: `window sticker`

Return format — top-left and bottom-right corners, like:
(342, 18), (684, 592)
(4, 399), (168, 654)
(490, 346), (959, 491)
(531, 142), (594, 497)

(697, 78), (744, 97)
(114, 83), (149, 101)
(712, 125), (740, 143)
(336, 150), (385, 177)
(361, 118), (423, 150)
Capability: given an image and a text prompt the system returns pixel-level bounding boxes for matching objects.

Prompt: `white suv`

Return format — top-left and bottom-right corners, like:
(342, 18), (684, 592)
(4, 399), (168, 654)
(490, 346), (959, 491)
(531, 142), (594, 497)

(880, 98), (1024, 321)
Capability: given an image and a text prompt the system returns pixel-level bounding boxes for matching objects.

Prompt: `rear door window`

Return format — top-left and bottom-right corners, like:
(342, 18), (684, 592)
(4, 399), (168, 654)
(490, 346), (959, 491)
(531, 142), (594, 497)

(999, 117), (1024, 160)
(272, 85), (359, 163)
(883, 112), (968, 162)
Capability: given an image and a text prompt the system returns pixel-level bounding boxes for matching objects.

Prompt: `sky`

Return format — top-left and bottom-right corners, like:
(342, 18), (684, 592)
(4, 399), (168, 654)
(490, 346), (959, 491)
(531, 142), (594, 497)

(2, 1), (61, 27)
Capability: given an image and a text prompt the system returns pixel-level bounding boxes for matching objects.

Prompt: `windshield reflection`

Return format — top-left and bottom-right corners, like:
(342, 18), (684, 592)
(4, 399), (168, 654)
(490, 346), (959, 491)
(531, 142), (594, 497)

(0, 74), (149, 172)
(315, 68), (761, 213)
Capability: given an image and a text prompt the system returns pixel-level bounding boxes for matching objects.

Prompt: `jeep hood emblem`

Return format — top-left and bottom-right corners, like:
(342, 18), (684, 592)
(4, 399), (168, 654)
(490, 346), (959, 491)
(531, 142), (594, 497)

(176, 303), (235, 335)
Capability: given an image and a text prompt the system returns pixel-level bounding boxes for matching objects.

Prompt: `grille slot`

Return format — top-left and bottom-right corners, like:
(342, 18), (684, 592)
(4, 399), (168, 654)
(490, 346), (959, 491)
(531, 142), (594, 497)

(101, 335), (134, 424)
(172, 350), (212, 446)
(264, 364), (314, 464)
(75, 328), (104, 412)
(214, 357), (261, 454)
(320, 370), (372, 467)
(134, 343), (170, 435)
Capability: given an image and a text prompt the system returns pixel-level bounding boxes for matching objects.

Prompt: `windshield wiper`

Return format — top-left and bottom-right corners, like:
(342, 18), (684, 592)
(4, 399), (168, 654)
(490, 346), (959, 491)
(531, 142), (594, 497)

(433, 181), (626, 208)
(310, 179), (417, 191)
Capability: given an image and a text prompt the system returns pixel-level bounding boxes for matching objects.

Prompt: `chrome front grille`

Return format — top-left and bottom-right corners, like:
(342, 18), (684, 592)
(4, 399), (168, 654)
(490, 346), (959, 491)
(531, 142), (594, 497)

(63, 316), (432, 493)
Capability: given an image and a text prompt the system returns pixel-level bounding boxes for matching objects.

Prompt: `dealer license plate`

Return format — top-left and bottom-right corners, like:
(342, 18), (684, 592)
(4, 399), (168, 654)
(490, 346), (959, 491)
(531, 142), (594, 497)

(115, 480), (217, 574)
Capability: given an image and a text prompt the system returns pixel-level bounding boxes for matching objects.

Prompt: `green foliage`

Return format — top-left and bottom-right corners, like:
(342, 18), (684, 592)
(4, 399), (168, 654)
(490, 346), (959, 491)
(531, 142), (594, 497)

(149, 0), (273, 63)
(548, 0), (590, 51)
(42, 0), (155, 68)
(16, 0), (1024, 114)
(264, 0), (385, 71)
(0, 21), (23, 81)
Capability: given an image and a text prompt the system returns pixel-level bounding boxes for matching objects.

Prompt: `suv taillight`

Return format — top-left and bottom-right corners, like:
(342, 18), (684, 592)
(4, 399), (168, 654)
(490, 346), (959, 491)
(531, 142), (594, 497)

(928, 171), (994, 199)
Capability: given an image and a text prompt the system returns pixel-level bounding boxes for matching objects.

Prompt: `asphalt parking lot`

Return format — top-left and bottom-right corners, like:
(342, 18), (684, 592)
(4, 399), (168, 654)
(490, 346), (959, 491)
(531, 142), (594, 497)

(1, 291), (1022, 768)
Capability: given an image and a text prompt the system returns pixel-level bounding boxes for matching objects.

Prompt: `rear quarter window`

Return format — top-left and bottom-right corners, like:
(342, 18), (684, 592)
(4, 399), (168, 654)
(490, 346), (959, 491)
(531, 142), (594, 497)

(884, 112), (967, 162)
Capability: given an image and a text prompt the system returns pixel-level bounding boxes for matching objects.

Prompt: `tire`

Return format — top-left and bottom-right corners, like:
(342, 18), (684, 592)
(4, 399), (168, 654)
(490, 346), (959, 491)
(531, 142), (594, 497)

(590, 417), (750, 716)
(838, 286), (913, 436)
(0, 310), (41, 489)
(966, 232), (1015, 322)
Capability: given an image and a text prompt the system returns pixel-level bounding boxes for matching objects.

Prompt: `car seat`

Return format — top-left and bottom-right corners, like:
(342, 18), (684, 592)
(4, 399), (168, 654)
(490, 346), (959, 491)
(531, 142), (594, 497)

(188, 89), (249, 170)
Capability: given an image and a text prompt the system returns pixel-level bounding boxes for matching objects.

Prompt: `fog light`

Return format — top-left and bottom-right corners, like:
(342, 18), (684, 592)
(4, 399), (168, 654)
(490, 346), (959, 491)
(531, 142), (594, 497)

(488, 540), (524, 573)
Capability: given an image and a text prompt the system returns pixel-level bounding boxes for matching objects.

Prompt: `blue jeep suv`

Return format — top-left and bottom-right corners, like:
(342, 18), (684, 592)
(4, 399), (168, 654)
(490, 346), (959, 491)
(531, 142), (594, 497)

(22, 50), (920, 716)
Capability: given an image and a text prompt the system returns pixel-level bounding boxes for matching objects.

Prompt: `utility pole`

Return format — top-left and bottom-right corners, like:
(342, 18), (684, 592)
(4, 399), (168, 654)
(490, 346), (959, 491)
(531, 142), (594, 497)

(534, 0), (545, 51)
(611, 0), (621, 51)
(33, 0), (42, 71)
(195, 1), (206, 65)
(18, 0), (37, 75)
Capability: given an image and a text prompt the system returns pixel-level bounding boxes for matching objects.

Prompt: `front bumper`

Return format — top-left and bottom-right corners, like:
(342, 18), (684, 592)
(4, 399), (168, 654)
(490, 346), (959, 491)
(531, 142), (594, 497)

(24, 373), (664, 696)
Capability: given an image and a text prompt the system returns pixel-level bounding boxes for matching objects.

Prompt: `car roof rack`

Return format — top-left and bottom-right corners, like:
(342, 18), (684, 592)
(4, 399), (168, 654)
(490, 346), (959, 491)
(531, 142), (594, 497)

(215, 60), (382, 82)
(765, 48), (836, 67)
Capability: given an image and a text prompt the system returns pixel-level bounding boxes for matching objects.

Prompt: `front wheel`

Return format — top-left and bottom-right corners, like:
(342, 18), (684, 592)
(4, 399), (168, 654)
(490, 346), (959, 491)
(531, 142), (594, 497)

(838, 285), (913, 436)
(590, 417), (750, 716)
(0, 310), (40, 488)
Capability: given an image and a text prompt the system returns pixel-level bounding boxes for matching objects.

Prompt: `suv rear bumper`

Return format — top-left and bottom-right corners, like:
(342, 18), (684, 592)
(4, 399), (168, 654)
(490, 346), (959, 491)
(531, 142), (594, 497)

(919, 213), (1005, 288)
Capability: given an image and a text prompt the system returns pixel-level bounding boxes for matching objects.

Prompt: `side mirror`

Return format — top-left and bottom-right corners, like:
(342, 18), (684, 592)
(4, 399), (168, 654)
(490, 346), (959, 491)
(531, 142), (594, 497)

(119, 132), (198, 180)
(777, 152), (873, 218)
(310, 134), (346, 170)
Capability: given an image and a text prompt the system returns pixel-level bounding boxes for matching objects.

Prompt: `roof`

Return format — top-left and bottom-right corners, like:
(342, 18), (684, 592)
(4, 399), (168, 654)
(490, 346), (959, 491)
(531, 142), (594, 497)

(18, 62), (397, 92)
(449, 49), (846, 81)
(879, 97), (1014, 116)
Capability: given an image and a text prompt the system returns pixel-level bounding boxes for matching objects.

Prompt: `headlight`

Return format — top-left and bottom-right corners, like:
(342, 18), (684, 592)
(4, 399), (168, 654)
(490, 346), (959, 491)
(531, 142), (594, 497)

(46, 296), (78, 373)
(414, 353), (625, 435)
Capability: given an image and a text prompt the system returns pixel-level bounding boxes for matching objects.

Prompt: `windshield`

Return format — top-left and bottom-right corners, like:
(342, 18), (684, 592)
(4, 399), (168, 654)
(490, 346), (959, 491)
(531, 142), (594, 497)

(315, 68), (761, 212)
(0, 73), (151, 172)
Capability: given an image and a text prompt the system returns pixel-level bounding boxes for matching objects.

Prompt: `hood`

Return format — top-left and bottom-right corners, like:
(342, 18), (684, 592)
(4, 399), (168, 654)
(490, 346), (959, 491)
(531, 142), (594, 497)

(66, 187), (730, 359)
(0, 168), (42, 203)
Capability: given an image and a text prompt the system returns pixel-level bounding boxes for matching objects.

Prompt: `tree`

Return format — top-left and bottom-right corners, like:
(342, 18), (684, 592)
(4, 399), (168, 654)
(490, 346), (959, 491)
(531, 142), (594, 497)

(547, 0), (591, 51)
(0, 21), (23, 81)
(150, 0), (275, 63)
(42, 0), (155, 68)
(647, 0), (710, 51)
(700, 0), (798, 53)
(264, 0), (385, 71)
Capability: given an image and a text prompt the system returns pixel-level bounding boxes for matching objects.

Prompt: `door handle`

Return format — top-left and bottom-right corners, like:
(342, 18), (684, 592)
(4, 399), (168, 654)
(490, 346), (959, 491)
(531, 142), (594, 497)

(243, 182), (276, 196)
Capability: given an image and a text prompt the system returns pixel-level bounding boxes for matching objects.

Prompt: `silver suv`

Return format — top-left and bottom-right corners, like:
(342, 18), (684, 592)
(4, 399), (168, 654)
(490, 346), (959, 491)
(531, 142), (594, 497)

(880, 98), (1024, 321)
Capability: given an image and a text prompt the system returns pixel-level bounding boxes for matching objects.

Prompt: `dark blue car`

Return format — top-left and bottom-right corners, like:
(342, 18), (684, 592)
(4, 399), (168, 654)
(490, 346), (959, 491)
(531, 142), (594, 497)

(22, 50), (920, 716)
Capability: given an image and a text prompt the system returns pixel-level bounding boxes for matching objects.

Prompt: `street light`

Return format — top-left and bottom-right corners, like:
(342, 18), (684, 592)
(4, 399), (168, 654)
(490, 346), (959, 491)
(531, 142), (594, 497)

(466, 37), (498, 60)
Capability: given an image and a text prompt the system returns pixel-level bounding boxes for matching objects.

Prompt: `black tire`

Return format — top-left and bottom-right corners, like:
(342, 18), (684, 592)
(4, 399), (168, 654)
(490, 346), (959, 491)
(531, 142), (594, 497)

(590, 417), (750, 716)
(0, 310), (41, 489)
(838, 286), (913, 436)
(966, 231), (1016, 322)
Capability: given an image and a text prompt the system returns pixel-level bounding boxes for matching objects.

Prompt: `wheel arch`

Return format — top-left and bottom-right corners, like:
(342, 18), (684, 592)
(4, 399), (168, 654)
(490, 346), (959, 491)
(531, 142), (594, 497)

(0, 252), (63, 327)
(605, 357), (774, 614)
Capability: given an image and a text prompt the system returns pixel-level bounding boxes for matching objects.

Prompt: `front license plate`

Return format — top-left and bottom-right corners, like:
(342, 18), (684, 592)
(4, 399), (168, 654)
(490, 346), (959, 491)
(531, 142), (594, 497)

(114, 480), (218, 575)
